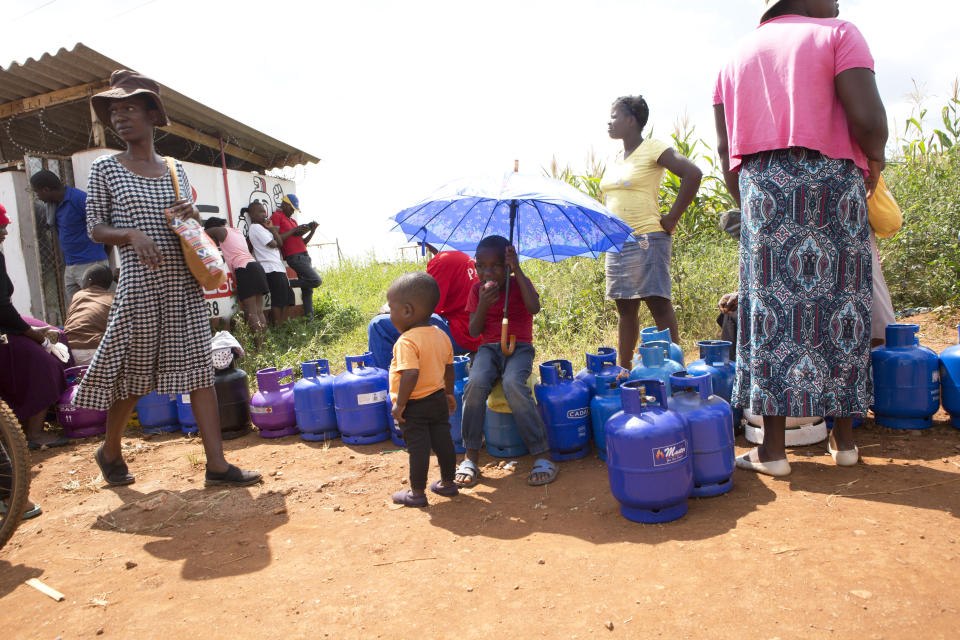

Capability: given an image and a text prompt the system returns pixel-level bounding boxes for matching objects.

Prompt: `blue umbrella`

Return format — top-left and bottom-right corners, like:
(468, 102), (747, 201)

(390, 171), (635, 353)
(390, 171), (633, 262)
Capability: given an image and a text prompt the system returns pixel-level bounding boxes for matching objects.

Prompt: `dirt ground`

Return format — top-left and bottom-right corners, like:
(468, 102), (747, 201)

(2, 315), (960, 639)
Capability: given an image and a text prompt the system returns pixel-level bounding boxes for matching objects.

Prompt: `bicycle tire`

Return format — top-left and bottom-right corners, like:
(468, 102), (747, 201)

(0, 399), (30, 551)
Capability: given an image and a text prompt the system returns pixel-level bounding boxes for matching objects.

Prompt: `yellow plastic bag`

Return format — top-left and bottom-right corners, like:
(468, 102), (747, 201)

(486, 373), (538, 413)
(867, 174), (903, 239)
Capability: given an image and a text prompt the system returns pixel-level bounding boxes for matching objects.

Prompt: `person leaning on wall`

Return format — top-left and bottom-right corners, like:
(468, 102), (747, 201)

(30, 170), (110, 306)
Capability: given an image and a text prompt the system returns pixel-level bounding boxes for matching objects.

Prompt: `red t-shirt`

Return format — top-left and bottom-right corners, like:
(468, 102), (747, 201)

(427, 251), (481, 351)
(271, 210), (307, 257)
(465, 276), (535, 345)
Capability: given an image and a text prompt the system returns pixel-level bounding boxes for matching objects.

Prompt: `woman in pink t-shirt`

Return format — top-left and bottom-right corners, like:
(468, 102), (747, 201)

(713, 0), (887, 477)
(204, 218), (269, 342)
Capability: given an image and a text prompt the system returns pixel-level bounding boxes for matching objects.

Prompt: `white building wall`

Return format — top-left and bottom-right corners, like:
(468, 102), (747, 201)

(0, 171), (40, 315)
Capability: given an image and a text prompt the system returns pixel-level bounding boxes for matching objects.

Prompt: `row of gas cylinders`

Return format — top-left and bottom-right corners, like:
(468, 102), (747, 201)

(56, 365), (254, 440)
(535, 342), (736, 524)
(233, 353), (470, 450)
(873, 323), (960, 430)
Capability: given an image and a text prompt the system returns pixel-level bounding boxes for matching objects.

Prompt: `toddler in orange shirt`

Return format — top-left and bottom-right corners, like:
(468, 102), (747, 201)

(387, 271), (459, 507)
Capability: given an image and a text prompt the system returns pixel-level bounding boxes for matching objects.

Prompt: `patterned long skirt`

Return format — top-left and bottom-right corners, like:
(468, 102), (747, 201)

(731, 148), (872, 418)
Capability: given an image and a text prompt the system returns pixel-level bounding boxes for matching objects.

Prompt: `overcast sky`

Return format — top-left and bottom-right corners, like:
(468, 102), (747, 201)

(2, 0), (958, 262)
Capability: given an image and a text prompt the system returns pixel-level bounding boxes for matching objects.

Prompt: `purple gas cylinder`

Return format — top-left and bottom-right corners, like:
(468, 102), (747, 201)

(57, 366), (107, 438)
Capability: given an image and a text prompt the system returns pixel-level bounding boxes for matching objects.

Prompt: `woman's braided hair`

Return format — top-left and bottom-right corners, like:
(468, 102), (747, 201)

(612, 95), (650, 131)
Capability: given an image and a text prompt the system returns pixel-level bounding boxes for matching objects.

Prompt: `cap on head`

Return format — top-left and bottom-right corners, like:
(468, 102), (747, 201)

(0, 203), (9, 226)
(91, 69), (170, 128)
(282, 194), (300, 212)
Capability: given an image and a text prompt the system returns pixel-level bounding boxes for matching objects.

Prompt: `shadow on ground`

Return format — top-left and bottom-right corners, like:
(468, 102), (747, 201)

(90, 484), (287, 581)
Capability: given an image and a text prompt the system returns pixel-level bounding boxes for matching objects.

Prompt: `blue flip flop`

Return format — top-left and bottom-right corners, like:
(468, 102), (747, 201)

(528, 458), (559, 486)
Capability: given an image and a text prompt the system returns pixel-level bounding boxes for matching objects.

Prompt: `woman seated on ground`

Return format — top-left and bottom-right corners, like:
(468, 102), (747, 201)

(0, 205), (67, 518)
(64, 264), (115, 366)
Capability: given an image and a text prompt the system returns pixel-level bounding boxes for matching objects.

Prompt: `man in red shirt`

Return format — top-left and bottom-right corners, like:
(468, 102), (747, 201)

(270, 194), (322, 321)
(366, 244), (480, 370)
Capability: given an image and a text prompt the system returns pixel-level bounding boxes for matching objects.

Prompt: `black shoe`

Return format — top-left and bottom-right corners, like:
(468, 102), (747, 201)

(204, 464), (262, 487)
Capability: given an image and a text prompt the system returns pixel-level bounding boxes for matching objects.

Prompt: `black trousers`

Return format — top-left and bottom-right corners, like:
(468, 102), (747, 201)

(400, 389), (456, 491)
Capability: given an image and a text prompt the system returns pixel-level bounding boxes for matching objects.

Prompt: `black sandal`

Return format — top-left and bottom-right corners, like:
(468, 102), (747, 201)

(204, 464), (262, 487)
(95, 445), (135, 486)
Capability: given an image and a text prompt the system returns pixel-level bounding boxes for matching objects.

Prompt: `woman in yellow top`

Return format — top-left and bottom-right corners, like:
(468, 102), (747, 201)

(600, 95), (702, 369)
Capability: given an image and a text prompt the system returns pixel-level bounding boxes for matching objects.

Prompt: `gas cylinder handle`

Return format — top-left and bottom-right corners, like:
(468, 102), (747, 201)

(301, 360), (318, 378)
(316, 359), (330, 376)
(275, 367), (295, 390)
(345, 355), (369, 373)
(668, 371), (711, 401)
(63, 365), (87, 384)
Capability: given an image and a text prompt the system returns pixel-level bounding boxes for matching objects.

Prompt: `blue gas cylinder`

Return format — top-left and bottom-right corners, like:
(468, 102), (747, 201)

(449, 355), (470, 453)
(535, 360), (592, 462)
(136, 391), (180, 434)
(872, 324), (940, 430)
(667, 372), (734, 498)
(825, 417), (863, 429)
(575, 348), (627, 397)
(484, 409), (529, 458)
(605, 379), (693, 523)
(389, 396), (407, 448)
(333, 354), (391, 444)
(640, 327), (684, 366)
(295, 359), (340, 442)
(940, 326), (960, 429)
(176, 394), (198, 435)
(630, 345), (683, 393)
(590, 374), (622, 462)
(685, 340), (740, 431)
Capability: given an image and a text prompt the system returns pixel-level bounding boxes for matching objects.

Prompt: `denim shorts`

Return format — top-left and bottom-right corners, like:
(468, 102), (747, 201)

(605, 232), (672, 300)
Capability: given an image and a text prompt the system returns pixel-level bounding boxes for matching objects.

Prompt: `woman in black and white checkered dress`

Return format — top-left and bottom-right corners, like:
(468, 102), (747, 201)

(75, 70), (260, 488)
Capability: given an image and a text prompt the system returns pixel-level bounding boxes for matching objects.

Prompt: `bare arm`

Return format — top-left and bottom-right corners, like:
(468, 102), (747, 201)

(714, 104), (741, 208)
(444, 363), (456, 415)
(301, 223), (318, 244)
(835, 67), (888, 196)
(656, 148), (703, 234)
(391, 369), (419, 423)
(91, 224), (163, 271)
(506, 246), (540, 314)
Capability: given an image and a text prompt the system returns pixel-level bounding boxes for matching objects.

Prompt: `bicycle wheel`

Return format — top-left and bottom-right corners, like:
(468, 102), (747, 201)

(0, 399), (30, 551)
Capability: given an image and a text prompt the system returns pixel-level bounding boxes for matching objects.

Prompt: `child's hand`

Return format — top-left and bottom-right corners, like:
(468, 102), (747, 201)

(391, 402), (406, 423)
(446, 393), (457, 416)
(477, 281), (499, 309)
(505, 245), (520, 270)
(718, 292), (738, 315)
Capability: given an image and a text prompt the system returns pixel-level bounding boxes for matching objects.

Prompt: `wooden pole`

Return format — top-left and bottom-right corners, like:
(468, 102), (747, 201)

(89, 102), (106, 147)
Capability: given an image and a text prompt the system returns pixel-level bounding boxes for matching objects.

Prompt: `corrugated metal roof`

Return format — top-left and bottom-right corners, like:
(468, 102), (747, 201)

(0, 43), (320, 171)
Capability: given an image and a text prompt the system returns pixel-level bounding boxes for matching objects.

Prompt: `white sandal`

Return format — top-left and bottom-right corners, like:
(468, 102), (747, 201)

(827, 441), (859, 466)
(735, 449), (791, 477)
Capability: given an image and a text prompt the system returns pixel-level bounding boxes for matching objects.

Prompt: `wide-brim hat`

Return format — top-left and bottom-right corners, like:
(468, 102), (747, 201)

(762, 0), (788, 20)
(91, 69), (170, 129)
